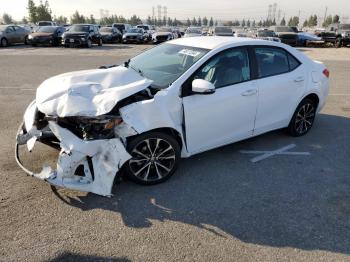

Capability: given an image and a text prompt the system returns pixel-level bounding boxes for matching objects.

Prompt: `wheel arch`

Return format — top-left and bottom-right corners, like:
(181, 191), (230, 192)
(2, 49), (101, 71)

(303, 93), (320, 108)
(127, 127), (183, 150)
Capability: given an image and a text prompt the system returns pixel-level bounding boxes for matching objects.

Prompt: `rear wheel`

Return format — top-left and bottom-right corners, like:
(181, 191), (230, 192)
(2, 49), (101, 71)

(287, 99), (316, 137)
(125, 132), (180, 185)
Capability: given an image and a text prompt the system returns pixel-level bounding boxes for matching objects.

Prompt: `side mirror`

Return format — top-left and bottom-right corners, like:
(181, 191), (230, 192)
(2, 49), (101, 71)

(192, 79), (215, 95)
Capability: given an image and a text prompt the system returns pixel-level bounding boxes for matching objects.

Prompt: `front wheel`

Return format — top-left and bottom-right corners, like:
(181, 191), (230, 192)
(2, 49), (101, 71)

(98, 38), (102, 46)
(124, 132), (180, 185)
(287, 99), (316, 137)
(1, 38), (8, 47)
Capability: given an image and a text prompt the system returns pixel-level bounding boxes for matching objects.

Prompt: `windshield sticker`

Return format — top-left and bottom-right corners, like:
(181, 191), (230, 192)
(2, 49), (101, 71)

(179, 49), (201, 57)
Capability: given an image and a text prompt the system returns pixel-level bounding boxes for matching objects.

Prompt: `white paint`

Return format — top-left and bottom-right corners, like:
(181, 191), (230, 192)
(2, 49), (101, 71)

(240, 144), (310, 163)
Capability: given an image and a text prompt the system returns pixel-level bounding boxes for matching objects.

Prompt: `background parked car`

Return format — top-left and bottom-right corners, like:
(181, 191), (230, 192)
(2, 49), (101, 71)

(256, 29), (281, 42)
(152, 27), (177, 44)
(316, 31), (337, 46)
(184, 27), (202, 37)
(100, 26), (122, 43)
(208, 26), (233, 36)
(28, 26), (65, 46)
(112, 23), (132, 34)
(62, 24), (102, 48)
(136, 24), (154, 41)
(122, 28), (147, 44)
(297, 32), (324, 47)
(327, 23), (350, 47)
(0, 25), (30, 47)
(270, 26), (298, 46)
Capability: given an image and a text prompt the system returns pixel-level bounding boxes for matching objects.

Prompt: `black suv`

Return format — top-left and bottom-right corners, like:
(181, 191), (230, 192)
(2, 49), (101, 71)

(62, 24), (102, 48)
(327, 23), (350, 47)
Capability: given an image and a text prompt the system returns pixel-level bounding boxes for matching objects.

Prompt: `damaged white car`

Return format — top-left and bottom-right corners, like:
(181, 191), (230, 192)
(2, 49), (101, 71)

(16, 37), (330, 196)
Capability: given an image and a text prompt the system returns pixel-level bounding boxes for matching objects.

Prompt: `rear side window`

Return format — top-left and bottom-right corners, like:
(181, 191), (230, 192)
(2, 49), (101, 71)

(255, 47), (289, 78)
(288, 53), (300, 71)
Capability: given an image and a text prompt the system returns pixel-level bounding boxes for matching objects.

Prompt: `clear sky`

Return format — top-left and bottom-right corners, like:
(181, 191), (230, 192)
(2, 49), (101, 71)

(2, 0), (350, 22)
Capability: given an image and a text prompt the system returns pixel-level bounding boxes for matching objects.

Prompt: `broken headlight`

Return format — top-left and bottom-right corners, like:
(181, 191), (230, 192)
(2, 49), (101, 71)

(55, 116), (123, 140)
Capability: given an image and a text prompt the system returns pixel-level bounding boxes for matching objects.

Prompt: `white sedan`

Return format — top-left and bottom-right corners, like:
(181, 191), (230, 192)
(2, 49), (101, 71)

(16, 37), (330, 196)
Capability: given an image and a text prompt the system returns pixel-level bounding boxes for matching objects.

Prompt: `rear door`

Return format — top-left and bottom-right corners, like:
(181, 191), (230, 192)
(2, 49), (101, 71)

(253, 46), (307, 135)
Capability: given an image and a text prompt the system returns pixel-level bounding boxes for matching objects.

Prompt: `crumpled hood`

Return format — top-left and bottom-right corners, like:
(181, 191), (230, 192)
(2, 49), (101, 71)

(36, 66), (153, 117)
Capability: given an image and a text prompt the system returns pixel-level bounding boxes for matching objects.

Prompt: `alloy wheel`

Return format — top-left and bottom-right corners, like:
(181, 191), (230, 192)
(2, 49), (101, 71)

(128, 138), (176, 182)
(294, 103), (315, 135)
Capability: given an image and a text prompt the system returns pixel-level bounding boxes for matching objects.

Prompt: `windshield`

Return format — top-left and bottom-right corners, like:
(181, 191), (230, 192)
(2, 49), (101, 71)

(37, 26), (56, 33)
(258, 30), (275, 37)
(100, 27), (112, 33)
(339, 24), (350, 30)
(186, 28), (202, 34)
(215, 27), (232, 33)
(128, 43), (209, 88)
(127, 28), (142, 33)
(275, 26), (294, 32)
(69, 25), (89, 32)
(158, 28), (172, 32)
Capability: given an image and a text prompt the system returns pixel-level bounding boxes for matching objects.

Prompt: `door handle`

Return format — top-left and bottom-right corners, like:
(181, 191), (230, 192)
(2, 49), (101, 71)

(241, 89), (257, 96)
(294, 76), (305, 82)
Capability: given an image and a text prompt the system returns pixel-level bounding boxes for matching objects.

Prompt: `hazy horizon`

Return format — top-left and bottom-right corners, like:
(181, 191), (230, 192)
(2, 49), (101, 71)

(2, 0), (350, 23)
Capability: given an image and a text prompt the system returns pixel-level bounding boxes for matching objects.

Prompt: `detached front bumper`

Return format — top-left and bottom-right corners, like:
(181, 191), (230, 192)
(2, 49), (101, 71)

(15, 102), (132, 197)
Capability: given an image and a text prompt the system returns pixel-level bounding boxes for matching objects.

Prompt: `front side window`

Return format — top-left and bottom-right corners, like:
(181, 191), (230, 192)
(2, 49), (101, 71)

(128, 43), (209, 89)
(255, 47), (289, 78)
(192, 48), (251, 88)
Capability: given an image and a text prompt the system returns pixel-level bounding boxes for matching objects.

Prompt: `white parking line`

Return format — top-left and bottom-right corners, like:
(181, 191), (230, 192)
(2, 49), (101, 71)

(240, 144), (310, 163)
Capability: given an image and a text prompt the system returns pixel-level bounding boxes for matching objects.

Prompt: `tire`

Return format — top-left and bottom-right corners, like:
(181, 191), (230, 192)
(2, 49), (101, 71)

(335, 37), (342, 48)
(287, 99), (317, 137)
(86, 39), (92, 48)
(1, 38), (8, 47)
(124, 132), (181, 185)
(98, 38), (102, 46)
(24, 35), (28, 45)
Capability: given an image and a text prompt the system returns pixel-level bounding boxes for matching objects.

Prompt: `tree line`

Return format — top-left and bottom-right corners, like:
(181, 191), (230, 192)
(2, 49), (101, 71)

(0, 0), (342, 29)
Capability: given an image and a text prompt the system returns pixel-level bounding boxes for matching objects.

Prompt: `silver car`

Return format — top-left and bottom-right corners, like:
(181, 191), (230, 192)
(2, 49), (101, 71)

(0, 25), (29, 47)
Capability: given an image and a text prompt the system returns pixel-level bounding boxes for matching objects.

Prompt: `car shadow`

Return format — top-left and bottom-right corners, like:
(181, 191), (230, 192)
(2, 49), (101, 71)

(52, 114), (350, 255)
(47, 251), (130, 262)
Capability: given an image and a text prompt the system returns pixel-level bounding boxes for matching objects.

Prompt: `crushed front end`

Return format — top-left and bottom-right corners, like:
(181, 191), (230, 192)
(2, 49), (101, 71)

(15, 101), (136, 196)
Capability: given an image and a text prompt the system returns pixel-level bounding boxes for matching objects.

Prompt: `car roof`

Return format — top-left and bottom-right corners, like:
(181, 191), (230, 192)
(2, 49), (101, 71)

(169, 36), (279, 50)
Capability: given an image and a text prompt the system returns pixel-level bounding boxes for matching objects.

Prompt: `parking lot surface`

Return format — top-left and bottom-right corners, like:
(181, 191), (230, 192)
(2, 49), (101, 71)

(1, 44), (350, 261)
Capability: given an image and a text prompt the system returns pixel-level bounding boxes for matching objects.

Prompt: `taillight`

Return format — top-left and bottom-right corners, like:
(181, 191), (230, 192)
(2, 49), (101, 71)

(323, 69), (330, 78)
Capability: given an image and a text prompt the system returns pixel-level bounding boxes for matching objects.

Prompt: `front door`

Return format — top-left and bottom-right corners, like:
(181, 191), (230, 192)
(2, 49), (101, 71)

(182, 47), (258, 154)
